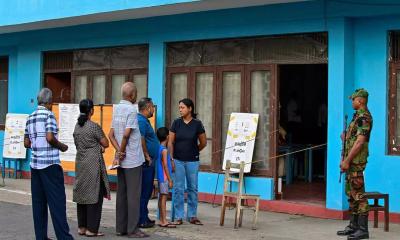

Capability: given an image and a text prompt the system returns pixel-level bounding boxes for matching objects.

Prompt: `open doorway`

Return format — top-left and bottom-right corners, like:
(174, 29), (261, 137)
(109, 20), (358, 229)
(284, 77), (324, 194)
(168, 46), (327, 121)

(278, 64), (327, 205)
(44, 72), (71, 103)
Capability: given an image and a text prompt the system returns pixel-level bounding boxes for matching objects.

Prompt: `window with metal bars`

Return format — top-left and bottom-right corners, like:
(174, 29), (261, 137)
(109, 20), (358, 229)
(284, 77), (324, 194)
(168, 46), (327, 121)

(388, 31), (400, 154)
(43, 45), (149, 104)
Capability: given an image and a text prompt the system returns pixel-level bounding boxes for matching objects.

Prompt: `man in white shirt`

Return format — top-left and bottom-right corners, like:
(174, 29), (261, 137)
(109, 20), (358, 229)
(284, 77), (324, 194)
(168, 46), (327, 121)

(108, 82), (148, 238)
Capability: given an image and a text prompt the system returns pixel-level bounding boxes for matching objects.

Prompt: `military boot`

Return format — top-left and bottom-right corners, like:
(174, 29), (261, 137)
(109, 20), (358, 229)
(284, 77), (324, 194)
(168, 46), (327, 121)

(337, 214), (358, 236)
(348, 214), (369, 240)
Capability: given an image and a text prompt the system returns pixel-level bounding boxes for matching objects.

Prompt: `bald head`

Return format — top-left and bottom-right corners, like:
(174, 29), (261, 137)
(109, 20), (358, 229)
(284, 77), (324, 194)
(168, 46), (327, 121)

(121, 82), (137, 103)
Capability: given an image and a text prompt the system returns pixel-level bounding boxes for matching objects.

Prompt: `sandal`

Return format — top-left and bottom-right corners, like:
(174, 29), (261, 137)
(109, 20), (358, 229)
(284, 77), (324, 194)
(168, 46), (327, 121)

(158, 223), (177, 228)
(172, 219), (183, 225)
(167, 221), (179, 226)
(78, 228), (87, 235)
(127, 230), (149, 238)
(189, 218), (203, 225)
(85, 231), (105, 237)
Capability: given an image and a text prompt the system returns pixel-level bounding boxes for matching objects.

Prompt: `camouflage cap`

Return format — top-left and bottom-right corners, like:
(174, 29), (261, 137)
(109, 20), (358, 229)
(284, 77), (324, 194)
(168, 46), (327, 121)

(349, 88), (369, 100)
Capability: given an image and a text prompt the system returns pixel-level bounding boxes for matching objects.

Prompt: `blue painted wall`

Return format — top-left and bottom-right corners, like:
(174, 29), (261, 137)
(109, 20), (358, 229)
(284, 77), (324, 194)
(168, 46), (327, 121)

(198, 172), (274, 200)
(352, 15), (400, 212)
(326, 17), (353, 211)
(0, 47), (30, 171)
(1, 0), (400, 213)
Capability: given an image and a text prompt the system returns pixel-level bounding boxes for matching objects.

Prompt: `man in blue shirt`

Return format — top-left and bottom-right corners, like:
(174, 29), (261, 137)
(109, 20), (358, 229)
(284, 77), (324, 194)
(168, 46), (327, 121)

(137, 97), (160, 228)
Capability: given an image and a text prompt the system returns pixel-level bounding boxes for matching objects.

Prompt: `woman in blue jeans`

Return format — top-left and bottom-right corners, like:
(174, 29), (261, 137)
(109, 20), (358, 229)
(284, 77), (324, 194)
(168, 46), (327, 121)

(168, 98), (207, 225)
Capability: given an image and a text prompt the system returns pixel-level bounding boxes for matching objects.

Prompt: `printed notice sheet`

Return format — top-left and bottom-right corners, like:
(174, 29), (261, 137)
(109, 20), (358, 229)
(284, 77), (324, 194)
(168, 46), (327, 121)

(58, 104), (80, 162)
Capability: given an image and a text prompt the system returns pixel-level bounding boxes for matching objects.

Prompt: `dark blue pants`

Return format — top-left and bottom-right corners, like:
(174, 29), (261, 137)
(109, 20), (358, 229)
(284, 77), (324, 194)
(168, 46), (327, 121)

(31, 164), (73, 240)
(138, 165), (155, 224)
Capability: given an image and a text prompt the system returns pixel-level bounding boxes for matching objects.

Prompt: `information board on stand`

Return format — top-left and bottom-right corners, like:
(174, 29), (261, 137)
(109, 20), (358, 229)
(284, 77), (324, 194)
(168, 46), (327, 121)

(2, 114), (29, 159)
(222, 112), (259, 173)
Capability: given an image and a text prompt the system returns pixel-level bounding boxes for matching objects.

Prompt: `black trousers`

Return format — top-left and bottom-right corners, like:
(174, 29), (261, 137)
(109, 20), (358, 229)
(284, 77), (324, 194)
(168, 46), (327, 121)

(77, 182), (105, 233)
(139, 165), (155, 224)
(116, 166), (142, 234)
(31, 165), (73, 240)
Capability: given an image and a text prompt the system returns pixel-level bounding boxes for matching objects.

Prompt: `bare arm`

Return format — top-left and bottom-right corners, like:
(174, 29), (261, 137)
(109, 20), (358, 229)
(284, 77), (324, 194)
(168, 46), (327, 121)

(141, 136), (151, 164)
(162, 149), (172, 183)
(100, 137), (109, 148)
(108, 128), (123, 163)
(198, 132), (207, 152)
(119, 128), (133, 159)
(24, 137), (31, 149)
(99, 136), (109, 153)
(46, 132), (68, 152)
(168, 131), (176, 172)
(108, 128), (120, 151)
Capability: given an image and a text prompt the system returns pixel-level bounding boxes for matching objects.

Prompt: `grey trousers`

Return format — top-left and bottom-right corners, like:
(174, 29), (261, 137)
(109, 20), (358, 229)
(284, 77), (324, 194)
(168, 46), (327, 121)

(116, 166), (142, 234)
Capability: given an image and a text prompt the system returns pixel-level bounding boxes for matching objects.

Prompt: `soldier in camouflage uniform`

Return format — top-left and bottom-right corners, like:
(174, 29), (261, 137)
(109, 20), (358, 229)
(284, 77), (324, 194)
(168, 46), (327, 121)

(337, 89), (373, 240)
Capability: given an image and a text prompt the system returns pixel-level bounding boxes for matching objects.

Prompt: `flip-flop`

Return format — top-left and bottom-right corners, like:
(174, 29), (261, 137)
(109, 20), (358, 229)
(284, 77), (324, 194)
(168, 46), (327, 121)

(172, 219), (183, 225)
(189, 218), (203, 225)
(78, 229), (86, 236)
(158, 224), (176, 228)
(85, 232), (105, 237)
(167, 221), (179, 226)
(127, 230), (149, 238)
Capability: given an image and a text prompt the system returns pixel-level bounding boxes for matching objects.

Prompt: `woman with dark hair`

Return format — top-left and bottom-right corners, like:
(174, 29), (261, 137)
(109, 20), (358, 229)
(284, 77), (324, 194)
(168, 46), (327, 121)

(73, 99), (110, 237)
(168, 98), (207, 225)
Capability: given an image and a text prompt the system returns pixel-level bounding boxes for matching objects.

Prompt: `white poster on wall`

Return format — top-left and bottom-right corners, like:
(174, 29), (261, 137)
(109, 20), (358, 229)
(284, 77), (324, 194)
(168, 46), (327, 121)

(222, 112), (259, 173)
(2, 113), (29, 159)
(58, 104), (80, 162)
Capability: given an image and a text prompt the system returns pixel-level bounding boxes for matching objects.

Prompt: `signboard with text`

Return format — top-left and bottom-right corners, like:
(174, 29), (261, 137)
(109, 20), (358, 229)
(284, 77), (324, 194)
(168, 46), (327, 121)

(2, 113), (29, 159)
(222, 113), (259, 173)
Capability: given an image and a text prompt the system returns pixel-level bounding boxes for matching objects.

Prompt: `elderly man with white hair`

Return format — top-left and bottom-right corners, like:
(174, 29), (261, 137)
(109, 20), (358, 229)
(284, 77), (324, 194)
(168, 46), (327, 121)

(109, 82), (148, 238)
(24, 88), (74, 240)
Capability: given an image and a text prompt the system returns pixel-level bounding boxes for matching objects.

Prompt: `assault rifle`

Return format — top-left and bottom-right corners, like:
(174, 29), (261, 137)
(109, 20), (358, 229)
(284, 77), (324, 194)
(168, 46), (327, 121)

(339, 115), (348, 183)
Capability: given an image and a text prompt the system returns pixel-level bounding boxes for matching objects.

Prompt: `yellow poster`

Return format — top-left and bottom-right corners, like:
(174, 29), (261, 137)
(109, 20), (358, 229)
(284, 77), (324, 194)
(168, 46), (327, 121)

(53, 104), (156, 175)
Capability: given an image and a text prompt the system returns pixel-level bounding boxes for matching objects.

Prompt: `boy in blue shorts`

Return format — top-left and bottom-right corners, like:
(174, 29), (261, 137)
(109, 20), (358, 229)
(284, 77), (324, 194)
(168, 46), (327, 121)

(156, 127), (176, 228)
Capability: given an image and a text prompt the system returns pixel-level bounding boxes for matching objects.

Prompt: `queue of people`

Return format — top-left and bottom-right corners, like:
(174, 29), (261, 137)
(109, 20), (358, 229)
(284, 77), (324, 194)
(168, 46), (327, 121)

(24, 85), (207, 239)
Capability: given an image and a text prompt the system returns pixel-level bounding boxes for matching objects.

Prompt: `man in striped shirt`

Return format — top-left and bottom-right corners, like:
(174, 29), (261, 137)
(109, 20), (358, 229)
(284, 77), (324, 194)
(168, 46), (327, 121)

(24, 88), (73, 240)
